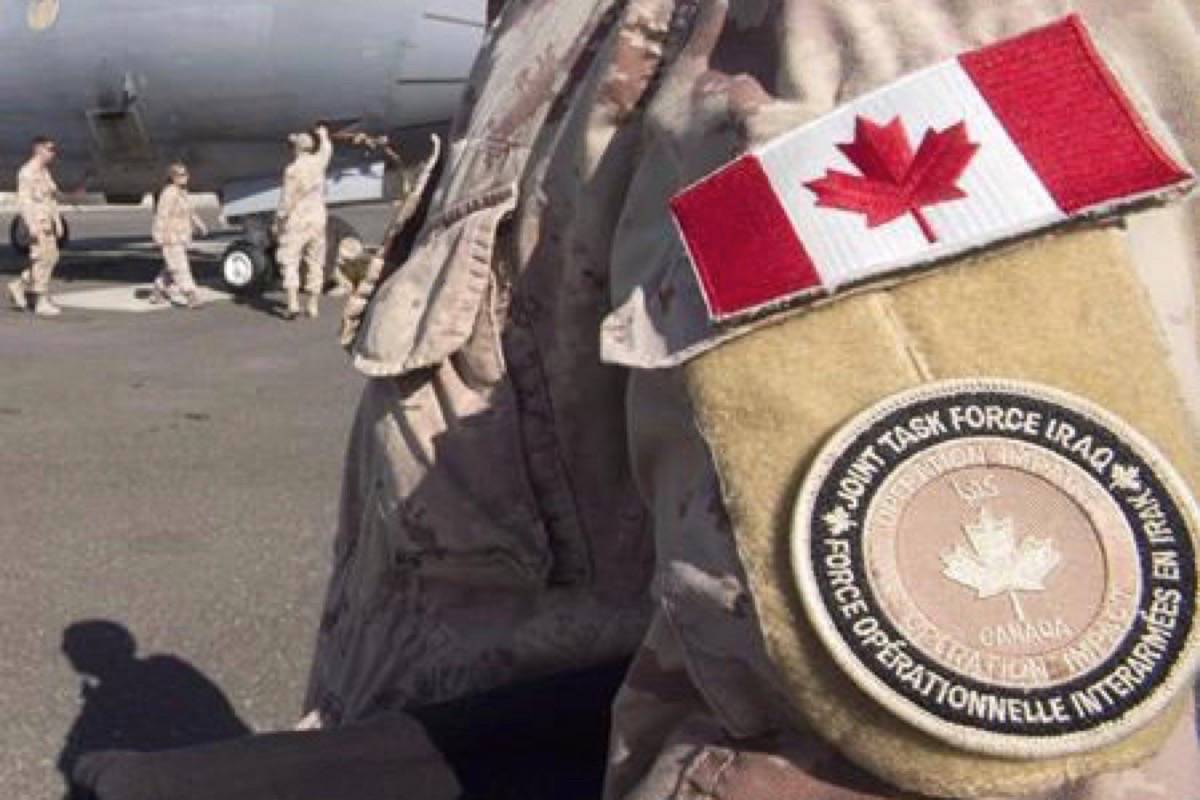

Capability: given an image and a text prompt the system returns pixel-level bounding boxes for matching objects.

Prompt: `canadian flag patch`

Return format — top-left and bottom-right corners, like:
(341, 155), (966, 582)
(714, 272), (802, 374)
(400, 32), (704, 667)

(671, 15), (1193, 322)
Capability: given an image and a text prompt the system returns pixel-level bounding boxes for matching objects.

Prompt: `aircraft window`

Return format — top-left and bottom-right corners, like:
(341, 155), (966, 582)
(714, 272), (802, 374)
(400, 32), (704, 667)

(27, 0), (59, 31)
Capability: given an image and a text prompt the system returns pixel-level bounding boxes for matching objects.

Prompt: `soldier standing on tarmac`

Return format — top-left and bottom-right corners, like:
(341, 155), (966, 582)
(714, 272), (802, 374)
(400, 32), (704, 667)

(8, 135), (65, 317)
(150, 162), (208, 310)
(275, 124), (332, 320)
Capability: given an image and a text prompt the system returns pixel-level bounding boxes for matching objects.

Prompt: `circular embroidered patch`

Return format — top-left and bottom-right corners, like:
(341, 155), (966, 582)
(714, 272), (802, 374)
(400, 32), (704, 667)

(792, 379), (1200, 758)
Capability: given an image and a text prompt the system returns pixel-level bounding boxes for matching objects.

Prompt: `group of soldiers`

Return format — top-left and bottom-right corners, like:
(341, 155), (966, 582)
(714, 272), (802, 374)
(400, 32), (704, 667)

(6, 122), (351, 317)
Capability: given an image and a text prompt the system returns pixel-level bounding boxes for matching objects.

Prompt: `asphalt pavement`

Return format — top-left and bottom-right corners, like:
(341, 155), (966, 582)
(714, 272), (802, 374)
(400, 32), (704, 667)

(0, 204), (383, 799)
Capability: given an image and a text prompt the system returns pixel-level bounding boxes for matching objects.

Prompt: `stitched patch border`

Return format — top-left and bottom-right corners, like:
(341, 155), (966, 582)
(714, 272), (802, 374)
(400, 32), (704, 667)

(792, 379), (1200, 758)
(670, 15), (1194, 323)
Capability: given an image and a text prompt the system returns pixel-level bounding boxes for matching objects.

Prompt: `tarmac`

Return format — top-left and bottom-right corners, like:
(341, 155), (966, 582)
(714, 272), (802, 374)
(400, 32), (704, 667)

(0, 204), (386, 799)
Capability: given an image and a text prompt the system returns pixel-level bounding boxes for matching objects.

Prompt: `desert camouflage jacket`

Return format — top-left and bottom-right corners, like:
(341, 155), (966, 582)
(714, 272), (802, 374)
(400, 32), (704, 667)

(316, 2), (1200, 798)
(17, 159), (60, 236)
(152, 185), (203, 246)
(279, 129), (333, 228)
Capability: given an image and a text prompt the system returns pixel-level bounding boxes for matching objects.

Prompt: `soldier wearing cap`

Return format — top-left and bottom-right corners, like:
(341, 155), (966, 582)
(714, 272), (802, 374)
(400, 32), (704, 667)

(150, 162), (208, 310)
(8, 135), (65, 317)
(275, 124), (332, 320)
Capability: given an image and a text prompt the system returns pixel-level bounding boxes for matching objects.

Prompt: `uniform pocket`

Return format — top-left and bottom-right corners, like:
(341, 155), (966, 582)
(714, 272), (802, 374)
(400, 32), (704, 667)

(341, 319), (555, 603)
(352, 186), (518, 381)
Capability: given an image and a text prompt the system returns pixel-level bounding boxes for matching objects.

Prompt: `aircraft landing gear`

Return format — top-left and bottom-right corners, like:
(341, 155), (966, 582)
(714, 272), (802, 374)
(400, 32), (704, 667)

(219, 213), (361, 296)
(9, 216), (70, 255)
(219, 213), (274, 295)
(220, 240), (271, 294)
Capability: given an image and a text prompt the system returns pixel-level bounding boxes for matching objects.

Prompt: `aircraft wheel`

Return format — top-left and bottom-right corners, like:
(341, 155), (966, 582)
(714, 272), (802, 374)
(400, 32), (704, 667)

(325, 215), (361, 290)
(9, 216), (69, 255)
(220, 240), (270, 294)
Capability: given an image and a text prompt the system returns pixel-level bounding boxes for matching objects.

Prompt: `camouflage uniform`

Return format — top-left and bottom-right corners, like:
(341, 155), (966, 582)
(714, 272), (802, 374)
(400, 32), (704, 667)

(277, 128), (332, 295)
(152, 184), (205, 296)
(316, 2), (1200, 798)
(16, 157), (62, 296)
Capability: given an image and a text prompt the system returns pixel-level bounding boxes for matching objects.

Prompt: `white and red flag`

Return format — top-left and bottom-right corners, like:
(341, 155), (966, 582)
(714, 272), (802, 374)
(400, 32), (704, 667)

(671, 15), (1193, 322)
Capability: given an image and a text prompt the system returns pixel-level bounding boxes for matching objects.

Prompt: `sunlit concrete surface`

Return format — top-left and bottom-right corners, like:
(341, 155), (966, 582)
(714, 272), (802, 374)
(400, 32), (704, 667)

(0, 204), (389, 799)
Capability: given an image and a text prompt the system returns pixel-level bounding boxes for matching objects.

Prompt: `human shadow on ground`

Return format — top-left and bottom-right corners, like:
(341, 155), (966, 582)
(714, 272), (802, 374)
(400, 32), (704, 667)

(229, 288), (295, 319)
(56, 619), (251, 799)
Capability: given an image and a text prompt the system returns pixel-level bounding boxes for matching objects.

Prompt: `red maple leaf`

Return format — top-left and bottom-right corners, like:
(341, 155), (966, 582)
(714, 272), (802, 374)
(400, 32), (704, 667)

(805, 116), (980, 243)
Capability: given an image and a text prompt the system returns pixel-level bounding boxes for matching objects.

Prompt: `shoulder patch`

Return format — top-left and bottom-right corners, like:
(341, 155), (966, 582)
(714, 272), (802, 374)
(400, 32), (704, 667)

(792, 379), (1200, 758)
(671, 15), (1193, 323)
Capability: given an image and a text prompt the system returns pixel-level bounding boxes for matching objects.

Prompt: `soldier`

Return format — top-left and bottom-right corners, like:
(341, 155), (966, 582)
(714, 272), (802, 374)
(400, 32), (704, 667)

(275, 124), (332, 320)
(319, 3), (1200, 799)
(150, 162), (208, 310)
(8, 135), (65, 317)
(70, 3), (1200, 800)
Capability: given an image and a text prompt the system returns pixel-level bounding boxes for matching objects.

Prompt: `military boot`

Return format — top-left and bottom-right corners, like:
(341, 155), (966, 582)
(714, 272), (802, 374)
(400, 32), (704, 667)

(33, 295), (61, 317)
(305, 292), (319, 319)
(7, 279), (28, 311)
(283, 288), (300, 320)
(148, 275), (170, 305)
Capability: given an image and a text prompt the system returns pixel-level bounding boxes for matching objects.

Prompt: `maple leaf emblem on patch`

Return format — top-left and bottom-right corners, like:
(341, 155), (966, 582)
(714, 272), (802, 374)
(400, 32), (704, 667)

(1109, 463), (1143, 493)
(941, 507), (1061, 622)
(823, 506), (856, 535)
(805, 115), (980, 243)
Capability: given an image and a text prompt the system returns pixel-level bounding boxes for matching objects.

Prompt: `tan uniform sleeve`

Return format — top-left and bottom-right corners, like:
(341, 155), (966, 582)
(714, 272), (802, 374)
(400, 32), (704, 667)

(315, 127), (333, 171)
(45, 171), (61, 235)
(190, 199), (206, 233)
(17, 167), (45, 236)
(152, 187), (173, 243)
(603, 2), (1200, 799)
(186, 193), (205, 235)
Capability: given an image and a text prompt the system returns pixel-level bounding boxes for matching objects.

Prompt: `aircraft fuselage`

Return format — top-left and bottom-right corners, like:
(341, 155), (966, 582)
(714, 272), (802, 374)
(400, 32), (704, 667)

(0, 0), (483, 197)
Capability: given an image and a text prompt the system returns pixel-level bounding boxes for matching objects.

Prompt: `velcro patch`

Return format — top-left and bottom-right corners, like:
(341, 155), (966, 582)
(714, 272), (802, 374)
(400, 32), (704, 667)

(671, 15), (1193, 322)
(792, 379), (1200, 759)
